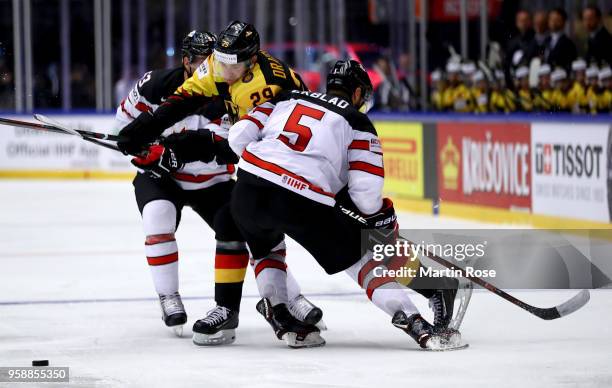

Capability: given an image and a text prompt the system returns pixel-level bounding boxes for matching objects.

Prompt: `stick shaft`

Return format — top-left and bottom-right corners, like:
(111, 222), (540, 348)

(0, 117), (123, 141)
(0, 117), (121, 152)
(402, 237), (584, 320)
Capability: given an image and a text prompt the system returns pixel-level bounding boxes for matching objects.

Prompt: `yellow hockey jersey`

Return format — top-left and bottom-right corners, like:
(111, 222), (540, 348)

(489, 89), (516, 113)
(567, 82), (588, 113)
(177, 51), (307, 121)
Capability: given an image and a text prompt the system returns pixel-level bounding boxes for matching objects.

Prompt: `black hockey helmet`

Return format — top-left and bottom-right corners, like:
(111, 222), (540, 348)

(214, 20), (260, 64)
(182, 30), (216, 62)
(326, 60), (374, 113)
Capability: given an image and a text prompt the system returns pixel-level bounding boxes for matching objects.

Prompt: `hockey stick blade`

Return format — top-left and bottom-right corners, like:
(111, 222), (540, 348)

(529, 289), (590, 320)
(33, 114), (124, 142)
(34, 114), (81, 136)
(402, 238), (591, 321)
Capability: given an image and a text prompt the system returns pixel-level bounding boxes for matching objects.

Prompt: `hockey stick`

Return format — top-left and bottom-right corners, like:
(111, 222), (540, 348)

(0, 116), (122, 152)
(402, 237), (590, 320)
(34, 114), (123, 141)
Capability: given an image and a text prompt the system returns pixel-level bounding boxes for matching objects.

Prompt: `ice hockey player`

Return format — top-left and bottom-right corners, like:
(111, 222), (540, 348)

(116, 22), (323, 345)
(226, 60), (463, 350)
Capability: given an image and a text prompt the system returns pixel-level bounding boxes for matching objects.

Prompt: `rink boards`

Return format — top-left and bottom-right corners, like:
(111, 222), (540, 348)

(0, 113), (611, 227)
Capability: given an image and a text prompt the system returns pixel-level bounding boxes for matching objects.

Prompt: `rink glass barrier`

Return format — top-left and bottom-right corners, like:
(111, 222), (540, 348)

(360, 229), (612, 289)
(0, 112), (611, 226)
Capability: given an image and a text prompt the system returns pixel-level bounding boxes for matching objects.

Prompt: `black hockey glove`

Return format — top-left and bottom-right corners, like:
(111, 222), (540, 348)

(335, 188), (398, 250)
(162, 129), (216, 164)
(131, 144), (183, 178)
(213, 138), (239, 165)
(117, 112), (160, 155)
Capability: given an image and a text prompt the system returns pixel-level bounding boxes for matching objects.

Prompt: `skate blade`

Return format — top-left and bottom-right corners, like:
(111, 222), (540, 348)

(315, 319), (328, 331)
(424, 334), (468, 351)
(171, 325), (184, 337)
(449, 280), (473, 331)
(192, 329), (236, 346)
(423, 343), (469, 351)
(284, 332), (326, 349)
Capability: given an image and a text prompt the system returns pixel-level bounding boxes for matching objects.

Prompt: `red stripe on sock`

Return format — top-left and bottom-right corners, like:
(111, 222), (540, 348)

(358, 259), (382, 288)
(145, 233), (176, 245)
(147, 252), (178, 266)
(254, 259), (287, 277)
(365, 277), (396, 300)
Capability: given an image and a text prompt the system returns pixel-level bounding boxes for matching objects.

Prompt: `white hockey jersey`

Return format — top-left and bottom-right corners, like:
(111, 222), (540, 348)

(229, 90), (384, 215)
(113, 67), (234, 190)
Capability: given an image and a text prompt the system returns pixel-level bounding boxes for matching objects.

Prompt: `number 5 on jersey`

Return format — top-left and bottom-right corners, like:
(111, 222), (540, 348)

(277, 104), (325, 152)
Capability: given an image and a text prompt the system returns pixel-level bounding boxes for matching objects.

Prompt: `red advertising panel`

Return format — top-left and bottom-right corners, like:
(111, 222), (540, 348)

(437, 122), (531, 210)
(415, 0), (502, 21)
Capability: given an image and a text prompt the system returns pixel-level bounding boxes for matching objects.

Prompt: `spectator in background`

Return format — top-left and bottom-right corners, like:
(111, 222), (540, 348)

(443, 61), (461, 111)
(448, 62), (476, 112)
(506, 10), (536, 69)
(397, 52), (419, 110)
(470, 70), (489, 113)
(373, 56), (411, 111)
(489, 69), (516, 113)
(545, 8), (577, 72)
(514, 66), (535, 112)
(533, 10), (550, 57)
(583, 5), (612, 67)
(534, 64), (553, 111)
(585, 65), (600, 113)
(595, 67), (611, 113)
(550, 68), (571, 112)
(430, 69), (445, 112)
(568, 58), (588, 113)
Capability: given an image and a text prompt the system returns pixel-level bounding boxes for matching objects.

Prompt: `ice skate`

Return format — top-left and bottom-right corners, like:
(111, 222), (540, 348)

(288, 294), (327, 330)
(192, 306), (238, 346)
(257, 298), (325, 348)
(159, 292), (187, 337)
(428, 277), (459, 332)
(392, 312), (467, 351)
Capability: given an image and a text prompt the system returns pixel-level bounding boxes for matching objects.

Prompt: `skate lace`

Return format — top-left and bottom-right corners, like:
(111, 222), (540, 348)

(429, 293), (445, 325)
(288, 295), (313, 321)
(202, 306), (230, 325)
(160, 292), (185, 316)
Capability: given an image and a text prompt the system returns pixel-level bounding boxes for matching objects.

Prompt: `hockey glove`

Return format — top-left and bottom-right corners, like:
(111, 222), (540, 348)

(162, 129), (216, 164)
(213, 137), (239, 165)
(131, 144), (183, 178)
(117, 112), (159, 155)
(336, 193), (398, 250)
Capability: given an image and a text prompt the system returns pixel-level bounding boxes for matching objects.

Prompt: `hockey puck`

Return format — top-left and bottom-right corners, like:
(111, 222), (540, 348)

(32, 360), (49, 367)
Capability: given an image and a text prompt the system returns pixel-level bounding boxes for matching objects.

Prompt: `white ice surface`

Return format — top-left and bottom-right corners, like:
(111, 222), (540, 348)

(0, 180), (610, 388)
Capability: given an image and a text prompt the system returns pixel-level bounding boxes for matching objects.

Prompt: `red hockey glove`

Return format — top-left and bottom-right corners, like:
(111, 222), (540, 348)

(131, 144), (183, 178)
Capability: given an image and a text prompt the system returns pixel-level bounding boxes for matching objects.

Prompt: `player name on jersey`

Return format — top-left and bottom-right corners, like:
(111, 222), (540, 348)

(294, 90), (351, 109)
